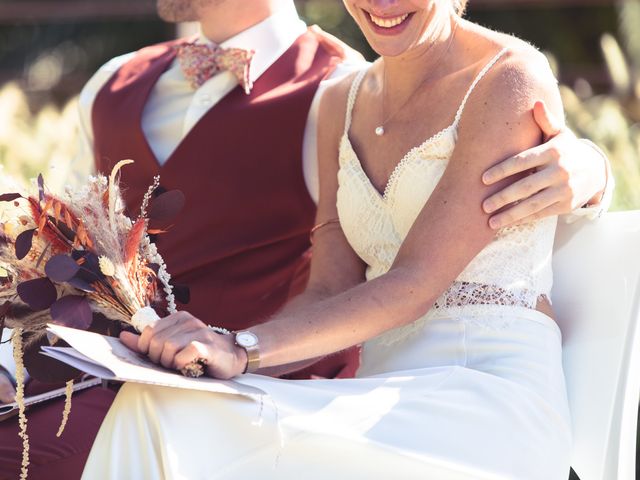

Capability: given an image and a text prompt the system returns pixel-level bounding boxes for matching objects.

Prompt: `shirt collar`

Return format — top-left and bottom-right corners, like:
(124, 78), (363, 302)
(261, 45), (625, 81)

(195, 2), (307, 84)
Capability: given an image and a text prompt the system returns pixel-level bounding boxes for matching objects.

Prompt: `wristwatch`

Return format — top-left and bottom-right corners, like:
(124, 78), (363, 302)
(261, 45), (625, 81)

(234, 331), (260, 373)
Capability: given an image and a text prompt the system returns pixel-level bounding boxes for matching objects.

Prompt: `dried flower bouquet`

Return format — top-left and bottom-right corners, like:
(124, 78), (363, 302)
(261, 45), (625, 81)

(0, 160), (185, 480)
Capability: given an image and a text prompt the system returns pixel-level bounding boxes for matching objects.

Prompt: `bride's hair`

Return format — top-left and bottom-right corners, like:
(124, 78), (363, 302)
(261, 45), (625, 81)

(454, 0), (469, 15)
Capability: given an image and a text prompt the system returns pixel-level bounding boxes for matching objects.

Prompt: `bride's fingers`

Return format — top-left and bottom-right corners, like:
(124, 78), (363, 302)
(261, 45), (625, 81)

(488, 188), (560, 229)
(147, 324), (196, 364)
(120, 331), (142, 352)
(138, 311), (195, 356)
(158, 334), (200, 369)
(174, 341), (214, 374)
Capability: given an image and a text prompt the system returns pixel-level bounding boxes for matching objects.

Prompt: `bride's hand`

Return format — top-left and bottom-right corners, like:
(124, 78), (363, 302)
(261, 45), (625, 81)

(120, 312), (248, 380)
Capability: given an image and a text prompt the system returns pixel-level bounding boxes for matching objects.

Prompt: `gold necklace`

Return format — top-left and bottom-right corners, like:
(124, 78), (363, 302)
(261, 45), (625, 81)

(375, 19), (459, 137)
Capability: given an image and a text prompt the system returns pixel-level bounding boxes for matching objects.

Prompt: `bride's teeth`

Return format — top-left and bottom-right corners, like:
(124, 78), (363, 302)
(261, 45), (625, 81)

(369, 12), (409, 29)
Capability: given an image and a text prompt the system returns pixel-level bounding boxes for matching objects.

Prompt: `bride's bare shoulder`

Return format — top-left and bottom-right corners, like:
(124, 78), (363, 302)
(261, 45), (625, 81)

(451, 23), (564, 162)
(317, 69), (368, 141)
(464, 21), (557, 93)
(454, 20), (561, 124)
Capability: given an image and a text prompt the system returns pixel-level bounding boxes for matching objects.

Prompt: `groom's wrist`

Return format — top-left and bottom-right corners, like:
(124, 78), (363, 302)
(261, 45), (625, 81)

(579, 139), (609, 208)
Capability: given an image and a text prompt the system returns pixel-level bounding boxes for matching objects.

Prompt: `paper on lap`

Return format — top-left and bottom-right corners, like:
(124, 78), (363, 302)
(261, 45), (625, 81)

(42, 324), (266, 400)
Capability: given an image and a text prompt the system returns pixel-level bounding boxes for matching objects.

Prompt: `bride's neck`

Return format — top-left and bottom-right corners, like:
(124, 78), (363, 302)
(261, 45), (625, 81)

(381, 15), (459, 104)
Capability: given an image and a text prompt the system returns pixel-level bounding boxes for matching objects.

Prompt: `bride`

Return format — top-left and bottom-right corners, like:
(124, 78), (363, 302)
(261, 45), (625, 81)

(83, 1), (573, 478)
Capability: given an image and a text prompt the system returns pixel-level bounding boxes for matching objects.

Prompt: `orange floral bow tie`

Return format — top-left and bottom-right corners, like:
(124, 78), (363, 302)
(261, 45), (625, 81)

(174, 42), (255, 94)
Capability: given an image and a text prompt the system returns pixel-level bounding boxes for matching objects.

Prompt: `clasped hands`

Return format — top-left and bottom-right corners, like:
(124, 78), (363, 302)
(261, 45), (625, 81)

(120, 311), (248, 380)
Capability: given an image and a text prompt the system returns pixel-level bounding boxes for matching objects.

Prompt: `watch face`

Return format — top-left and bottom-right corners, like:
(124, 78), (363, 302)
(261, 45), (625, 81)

(236, 332), (258, 348)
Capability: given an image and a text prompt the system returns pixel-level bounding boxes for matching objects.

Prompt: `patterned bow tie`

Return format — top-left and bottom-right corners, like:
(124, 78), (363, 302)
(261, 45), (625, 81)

(174, 42), (255, 94)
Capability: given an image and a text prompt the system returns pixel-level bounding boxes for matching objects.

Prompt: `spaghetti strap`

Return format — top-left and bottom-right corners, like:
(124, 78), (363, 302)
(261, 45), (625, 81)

(453, 47), (509, 127)
(344, 68), (369, 136)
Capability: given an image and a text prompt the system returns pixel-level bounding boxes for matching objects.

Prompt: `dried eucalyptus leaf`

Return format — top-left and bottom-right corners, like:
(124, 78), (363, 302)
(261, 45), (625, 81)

(50, 295), (92, 330)
(15, 228), (36, 260)
(45, 255), (80, 283)
(17, 277), (58, 311)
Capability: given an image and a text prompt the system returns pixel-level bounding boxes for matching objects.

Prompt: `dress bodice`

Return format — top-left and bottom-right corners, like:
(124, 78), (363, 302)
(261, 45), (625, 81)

(336, 48), (558, 343)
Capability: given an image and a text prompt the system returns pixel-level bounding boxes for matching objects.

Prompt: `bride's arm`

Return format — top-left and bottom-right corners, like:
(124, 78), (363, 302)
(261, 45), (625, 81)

(248, 49), (562, 369)
(124, 49), (564, 378)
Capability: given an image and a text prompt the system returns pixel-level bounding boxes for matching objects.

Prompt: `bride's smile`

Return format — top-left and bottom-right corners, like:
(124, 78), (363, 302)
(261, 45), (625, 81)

(365, 10), (414, 35)
(344, 0), (447, 57)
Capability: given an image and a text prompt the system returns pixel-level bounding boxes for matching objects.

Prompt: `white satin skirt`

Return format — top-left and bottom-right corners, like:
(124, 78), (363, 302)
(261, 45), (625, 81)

(82, 307), (572, 480)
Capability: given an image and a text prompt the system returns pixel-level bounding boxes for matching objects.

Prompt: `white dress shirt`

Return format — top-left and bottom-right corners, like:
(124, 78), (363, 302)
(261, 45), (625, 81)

(76, 1), (366, 204)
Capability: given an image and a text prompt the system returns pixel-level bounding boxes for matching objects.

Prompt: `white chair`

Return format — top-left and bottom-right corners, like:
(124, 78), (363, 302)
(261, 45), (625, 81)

(552, 211), (640, 480)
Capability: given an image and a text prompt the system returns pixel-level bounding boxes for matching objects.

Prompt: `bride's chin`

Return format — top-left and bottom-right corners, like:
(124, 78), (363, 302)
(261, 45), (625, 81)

(366, 37), (419, 58)
(358, 21), (427, 57)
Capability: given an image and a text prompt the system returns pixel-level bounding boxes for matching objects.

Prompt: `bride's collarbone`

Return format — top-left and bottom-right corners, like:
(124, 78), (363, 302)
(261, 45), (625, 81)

(347, 73), (473, 187)
(347, 105), (454, 193)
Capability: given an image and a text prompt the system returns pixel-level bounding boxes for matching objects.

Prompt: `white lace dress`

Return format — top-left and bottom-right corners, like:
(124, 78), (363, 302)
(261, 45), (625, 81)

(82, 49), (572, 480)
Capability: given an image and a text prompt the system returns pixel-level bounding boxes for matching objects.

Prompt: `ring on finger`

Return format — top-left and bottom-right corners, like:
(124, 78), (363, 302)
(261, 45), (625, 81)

(180, 357), (208, 378)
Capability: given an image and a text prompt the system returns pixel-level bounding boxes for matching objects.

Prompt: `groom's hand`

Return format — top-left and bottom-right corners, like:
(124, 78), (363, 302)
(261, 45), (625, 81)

(120, 312), (247, 380)
(481, 101), (607, 229)
(0, 372), (15, 404)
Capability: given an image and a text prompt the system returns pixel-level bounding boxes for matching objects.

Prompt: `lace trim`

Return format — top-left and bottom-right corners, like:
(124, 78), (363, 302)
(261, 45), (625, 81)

(452, 47), (510, 127)
(381, 126), (455, 203)
(339, 129), (453, 204)
(374, 282), (547, 345)
(343, 68), (368, 134)
(433, 281), (536, 310)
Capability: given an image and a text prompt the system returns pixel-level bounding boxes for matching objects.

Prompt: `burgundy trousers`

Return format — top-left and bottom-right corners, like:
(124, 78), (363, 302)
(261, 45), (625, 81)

(0, 382), (116, 480)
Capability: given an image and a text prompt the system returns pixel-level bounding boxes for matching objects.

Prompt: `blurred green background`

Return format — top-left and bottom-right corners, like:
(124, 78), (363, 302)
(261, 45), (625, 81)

(0, 0), (638, 209)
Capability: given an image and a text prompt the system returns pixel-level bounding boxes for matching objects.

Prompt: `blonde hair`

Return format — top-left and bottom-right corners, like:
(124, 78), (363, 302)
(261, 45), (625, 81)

(454, 0), (468, 15)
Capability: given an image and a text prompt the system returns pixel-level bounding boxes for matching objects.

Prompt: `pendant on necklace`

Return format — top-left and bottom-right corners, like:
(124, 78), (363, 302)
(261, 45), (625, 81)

(375, 126), (385, 136)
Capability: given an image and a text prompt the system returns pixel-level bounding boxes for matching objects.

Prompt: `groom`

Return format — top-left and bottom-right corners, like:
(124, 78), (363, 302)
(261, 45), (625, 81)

(0, 0), (610, 478)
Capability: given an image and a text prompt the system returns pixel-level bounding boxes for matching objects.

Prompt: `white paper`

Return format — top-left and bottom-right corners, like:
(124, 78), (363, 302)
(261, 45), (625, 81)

(43, 324), (266, 400)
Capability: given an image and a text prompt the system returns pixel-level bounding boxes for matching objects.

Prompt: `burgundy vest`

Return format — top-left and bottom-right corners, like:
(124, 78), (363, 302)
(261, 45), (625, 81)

(91, 30), (359, 379)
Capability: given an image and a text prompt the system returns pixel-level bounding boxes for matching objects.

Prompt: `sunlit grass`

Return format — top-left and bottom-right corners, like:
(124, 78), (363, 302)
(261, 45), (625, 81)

(0, 82), (91, 194)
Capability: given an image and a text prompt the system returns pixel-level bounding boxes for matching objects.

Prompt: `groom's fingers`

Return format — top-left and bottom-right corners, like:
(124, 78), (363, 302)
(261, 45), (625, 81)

(482, 145), (548, 186)
(510, 203), (565, 228)
(483, 100), (568, 187)
(483, 170), (550, 214)
(532, 100), (564, 141)
(488, 188), (560, 229)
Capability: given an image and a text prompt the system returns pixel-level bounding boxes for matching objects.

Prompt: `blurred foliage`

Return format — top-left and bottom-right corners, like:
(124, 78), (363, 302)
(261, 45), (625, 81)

(0, 0), (638, 210)
(556, 0), (640, 211)
(0, 82), (85, 193)
(0, 19), (171, 110)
